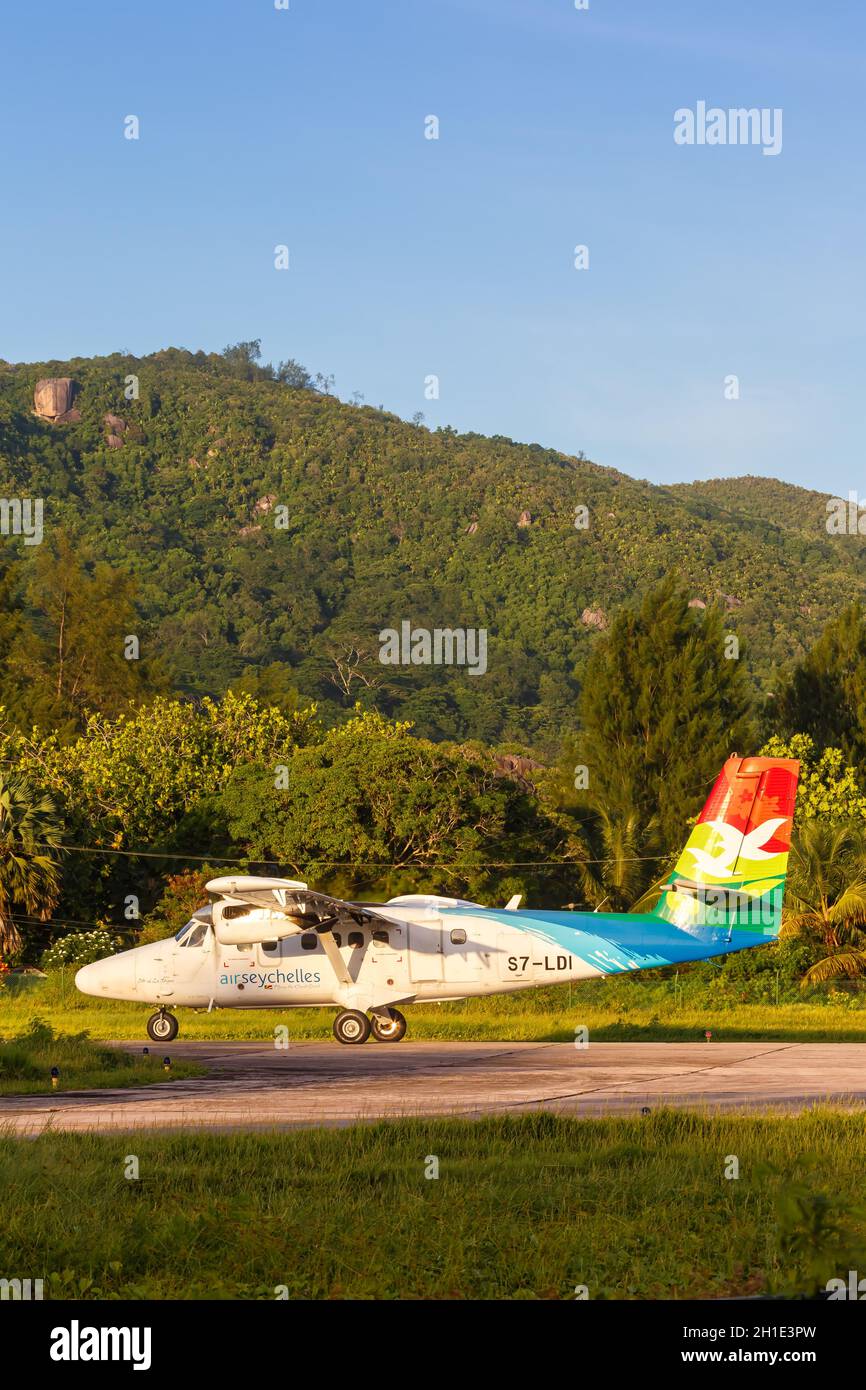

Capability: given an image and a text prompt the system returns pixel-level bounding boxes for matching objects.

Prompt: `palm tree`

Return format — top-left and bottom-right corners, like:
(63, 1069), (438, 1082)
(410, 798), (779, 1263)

(0, 773), (63, 957)
(781, 819), (866, 986)
(571, 805), (661, 913)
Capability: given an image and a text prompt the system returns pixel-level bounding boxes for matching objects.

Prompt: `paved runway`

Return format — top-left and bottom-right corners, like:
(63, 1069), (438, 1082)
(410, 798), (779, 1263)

(2, 1040), (866, 1134)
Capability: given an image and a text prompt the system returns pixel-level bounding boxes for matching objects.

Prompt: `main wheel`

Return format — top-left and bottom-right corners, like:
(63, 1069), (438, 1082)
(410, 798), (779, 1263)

(333, 1009), (371, 1045)
(147, 1010), (179, 1043)
(370, 1008), (407, 1043)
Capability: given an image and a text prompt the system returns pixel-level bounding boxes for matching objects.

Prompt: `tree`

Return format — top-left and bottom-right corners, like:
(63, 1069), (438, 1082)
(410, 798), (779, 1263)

(219, 709), (572, 903)
(0, 564), (33, 727)
(782, 819), (866, 986)
(228, 662), (303, 718)
(760, 734), (866, 821)
(577, 576), (755, 850)
(325, 641), (388, 703)
(567, 804), (662, 912)
(0, 691), (319, 932)
(18, 690), (320, 850)
(778, 603), (866, 769)
(222, 339), (262, 379)
(14, 533), (161, 734)
(275, 359), (312, 389)
(0, 773), (62, 957)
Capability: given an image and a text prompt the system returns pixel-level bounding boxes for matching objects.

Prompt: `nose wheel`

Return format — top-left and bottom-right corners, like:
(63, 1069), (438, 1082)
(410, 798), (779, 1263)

(147, 1009), (179, 1043)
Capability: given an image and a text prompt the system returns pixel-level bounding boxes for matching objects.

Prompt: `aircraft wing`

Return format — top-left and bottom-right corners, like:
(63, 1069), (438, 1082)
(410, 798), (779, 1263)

(205, 876), (408, 989)
(205, 876), (399, 929)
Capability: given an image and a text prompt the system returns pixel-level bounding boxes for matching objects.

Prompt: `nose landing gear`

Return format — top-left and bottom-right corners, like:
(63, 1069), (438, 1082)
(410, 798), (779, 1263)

(147, 1009), (179, 1043)
(332, 1007), (407, 1044)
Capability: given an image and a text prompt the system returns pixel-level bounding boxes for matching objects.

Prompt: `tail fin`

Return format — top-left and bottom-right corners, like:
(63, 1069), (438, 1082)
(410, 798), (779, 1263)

(653, 756), (799, 938)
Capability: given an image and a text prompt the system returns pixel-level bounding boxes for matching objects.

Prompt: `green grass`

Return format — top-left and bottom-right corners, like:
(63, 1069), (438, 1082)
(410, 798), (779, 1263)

(3, 971), (866, 1043)
(2, 1112), (865, 1299)
(0, 1020), (203, 1095)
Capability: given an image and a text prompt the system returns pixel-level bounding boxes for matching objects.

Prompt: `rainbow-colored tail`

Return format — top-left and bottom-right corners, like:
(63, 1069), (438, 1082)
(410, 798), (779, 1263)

(653, 756), (799, 937)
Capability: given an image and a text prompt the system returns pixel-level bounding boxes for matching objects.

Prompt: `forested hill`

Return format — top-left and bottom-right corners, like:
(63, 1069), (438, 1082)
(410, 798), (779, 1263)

(0, 346), (863, 749)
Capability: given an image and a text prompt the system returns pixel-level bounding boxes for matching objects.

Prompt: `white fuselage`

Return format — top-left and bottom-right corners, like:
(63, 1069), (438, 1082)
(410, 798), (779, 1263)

(75, 897), (599, 1015)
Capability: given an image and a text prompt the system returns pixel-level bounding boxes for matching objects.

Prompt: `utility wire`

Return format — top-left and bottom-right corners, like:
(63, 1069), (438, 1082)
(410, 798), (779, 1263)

(29, 839), (673, 867)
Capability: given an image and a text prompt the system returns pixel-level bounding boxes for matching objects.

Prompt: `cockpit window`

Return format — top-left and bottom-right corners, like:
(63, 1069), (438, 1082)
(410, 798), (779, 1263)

(175, 916), (209, 947)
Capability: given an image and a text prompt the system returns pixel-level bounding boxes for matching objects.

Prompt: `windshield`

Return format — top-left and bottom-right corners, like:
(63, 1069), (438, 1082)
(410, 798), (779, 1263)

(175, 913), (211, 946)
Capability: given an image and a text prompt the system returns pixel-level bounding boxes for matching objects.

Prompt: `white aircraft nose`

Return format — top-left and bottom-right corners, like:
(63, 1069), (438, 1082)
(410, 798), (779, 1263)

(75, 953), (137, 997)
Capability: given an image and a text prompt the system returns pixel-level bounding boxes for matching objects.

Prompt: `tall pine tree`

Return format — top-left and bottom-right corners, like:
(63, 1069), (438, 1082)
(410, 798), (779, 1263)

(578, 575), (755, 851)
(777, 603), (866, 770)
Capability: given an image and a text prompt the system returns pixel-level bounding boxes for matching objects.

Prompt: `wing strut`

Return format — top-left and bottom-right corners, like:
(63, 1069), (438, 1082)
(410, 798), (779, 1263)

(314, 914), (354, 987)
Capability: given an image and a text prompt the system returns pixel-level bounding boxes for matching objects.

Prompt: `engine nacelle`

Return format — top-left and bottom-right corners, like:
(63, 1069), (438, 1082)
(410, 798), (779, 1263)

(213, 902), (306, 947)
(207, 876), (312, 945)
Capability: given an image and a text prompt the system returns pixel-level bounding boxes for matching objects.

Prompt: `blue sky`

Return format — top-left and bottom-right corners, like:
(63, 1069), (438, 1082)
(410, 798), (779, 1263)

(1, 0), (863, 492)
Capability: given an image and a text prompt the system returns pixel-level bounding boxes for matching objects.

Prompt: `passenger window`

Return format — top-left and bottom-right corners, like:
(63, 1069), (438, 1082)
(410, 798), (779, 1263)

(348, 931), (364, 948)
(301, 933), (318, 950)
(450, 928), (467, 945)
(332, 932), (342, 948)
(372, 929), (389, 944)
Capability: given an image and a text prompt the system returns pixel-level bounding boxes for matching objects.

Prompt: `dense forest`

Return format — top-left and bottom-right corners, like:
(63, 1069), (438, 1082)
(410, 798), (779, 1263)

(1, 345), (865, 748)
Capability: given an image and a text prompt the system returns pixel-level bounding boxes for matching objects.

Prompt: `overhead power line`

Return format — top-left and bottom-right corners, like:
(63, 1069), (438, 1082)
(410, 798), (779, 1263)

(30, 839), (671, 868)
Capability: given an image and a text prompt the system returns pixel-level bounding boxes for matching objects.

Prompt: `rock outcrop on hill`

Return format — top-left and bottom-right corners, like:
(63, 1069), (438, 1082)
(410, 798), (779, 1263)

(33, 377), (79, 422)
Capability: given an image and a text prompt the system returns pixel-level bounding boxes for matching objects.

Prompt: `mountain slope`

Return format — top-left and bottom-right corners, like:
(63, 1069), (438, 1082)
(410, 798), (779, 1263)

(0, 348), (862, 748)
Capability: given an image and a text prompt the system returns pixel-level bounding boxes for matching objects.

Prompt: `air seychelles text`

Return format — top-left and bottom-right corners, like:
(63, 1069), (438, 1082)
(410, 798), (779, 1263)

(378, 621), (487, 676)
(219, 969), (321, 987)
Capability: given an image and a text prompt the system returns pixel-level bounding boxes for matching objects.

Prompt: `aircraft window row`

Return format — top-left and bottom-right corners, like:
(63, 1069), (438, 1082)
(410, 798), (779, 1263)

(299, 930), (387, 950)
(264, 929), (388, 955)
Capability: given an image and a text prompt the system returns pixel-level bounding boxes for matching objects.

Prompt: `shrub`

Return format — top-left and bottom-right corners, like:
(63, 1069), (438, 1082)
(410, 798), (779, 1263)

(41, 930), (119, 971)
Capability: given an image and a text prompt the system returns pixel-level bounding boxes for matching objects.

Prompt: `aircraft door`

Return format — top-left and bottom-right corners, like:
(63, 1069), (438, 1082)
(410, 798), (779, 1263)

(408, 916), (443, 982)
(442, 923), (483, 982)
(368, 921), (411, 991)
(172, 919), (214, 1004)
(147, 916), (214, 1003)
(215, 929), (257, 1003)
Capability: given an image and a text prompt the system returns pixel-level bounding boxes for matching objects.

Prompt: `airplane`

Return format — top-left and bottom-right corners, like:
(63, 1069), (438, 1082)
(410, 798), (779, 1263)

(75, 754), (799, 1044)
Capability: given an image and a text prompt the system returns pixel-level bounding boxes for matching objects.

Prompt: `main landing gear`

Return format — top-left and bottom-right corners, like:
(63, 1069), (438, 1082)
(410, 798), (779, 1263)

(332, 1007), (407, 1045)
(147, 1008), (179, 1042)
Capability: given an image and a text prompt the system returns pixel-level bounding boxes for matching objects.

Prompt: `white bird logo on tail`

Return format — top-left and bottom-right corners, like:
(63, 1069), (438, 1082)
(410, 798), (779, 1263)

(686, 817), (788, 879)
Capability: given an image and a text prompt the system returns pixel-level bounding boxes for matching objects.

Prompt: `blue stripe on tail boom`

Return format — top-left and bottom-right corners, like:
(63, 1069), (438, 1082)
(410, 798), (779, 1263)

(439, 907), (775, 975)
